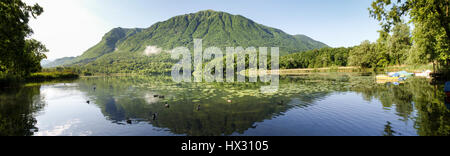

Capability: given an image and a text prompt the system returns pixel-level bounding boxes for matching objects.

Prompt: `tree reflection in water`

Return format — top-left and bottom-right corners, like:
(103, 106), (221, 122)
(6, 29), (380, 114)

(0, 73), (449, 136)
(0, 85), (46, 136)
(76, 75), (450, 136)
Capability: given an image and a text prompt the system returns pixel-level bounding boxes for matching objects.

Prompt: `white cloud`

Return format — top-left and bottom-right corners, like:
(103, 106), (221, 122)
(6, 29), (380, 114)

(24, 0), (113, 60)
(143, 45), (162, 56)
(35, 119), (81, 136)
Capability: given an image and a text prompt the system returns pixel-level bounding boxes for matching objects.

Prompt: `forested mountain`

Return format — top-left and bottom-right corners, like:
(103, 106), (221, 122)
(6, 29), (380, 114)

(71, 28), (144, 65)
(48, 10), (327, 73)
(41, 57), (75, 68)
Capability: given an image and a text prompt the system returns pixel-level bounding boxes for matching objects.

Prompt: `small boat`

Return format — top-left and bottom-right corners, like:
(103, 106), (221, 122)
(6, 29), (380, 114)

(391, 71), (414, 78)
(445, 82), (450, 110)
(415, 70), (432, 78)
(445, 82), (450, 97)
(376, 79), (406, 84)
(376, 75), (401, 81)
(387, 72), (397, 77)
(377, 71), (414, 82)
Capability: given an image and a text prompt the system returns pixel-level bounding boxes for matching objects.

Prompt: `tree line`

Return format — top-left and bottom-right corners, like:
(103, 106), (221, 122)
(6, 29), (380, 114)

(1, 0), (448, 78)
(280, 22), (411, 69)
(282, 0), (449, 73)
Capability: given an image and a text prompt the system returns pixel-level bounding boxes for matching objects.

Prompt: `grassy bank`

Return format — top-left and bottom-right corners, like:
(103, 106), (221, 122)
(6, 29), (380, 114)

(0, 71), (80, 88)
(380, 64), (433, 73)
(1, 71), (79, 86)
(275, 64), (433, 75)
(27, 71), (79, 82)
(80, 72), (141, 77)
(278, 66), (360, 75)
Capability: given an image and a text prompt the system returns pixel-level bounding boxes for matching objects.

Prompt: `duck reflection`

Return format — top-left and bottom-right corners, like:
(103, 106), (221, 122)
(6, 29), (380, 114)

(78, 76), (300, 136)
(75, 75), (450, 136)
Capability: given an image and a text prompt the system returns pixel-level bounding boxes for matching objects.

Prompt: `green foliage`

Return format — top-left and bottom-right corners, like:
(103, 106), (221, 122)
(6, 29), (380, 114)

(280, 47), (350, 69)
(280, 21), (412, 70)
(0, 0), (47, 77)
(27, 72), (79, 82)
(72, 28), (143, 64)
(349, 40), (378, 68)
(49, 10), (327, 74)
(386, 22), (412, 65)
(369, 0), (450, 71)
(74, 51), (177, 74)
(115, 10), (327, 55)
(23, 39), (48, 74)
(351, 22), (412, 68)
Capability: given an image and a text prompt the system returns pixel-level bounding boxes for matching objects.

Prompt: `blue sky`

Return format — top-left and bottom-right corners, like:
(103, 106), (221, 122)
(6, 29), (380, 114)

(26, 0), (381, 60)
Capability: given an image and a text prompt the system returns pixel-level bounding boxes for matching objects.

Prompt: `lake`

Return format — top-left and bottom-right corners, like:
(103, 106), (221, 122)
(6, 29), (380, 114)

(1, 73), (449, 136)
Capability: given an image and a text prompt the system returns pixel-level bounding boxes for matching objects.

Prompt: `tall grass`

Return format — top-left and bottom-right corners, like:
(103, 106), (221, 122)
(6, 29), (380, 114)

(381, 64), (433, 72)
(27, 71), (79, 82)
(0, 71), (79, 87)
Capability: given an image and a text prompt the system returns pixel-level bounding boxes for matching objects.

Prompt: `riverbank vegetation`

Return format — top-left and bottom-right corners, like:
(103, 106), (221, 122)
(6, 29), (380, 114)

(0, 0), (79, 86)
(27, 71), (79, 82)
(2, 0), (448, 82)
(282, 1), (449, 77)
(280, 21), (444, 74)
(1, 1), (46, 78)
(1, 68), (79, 86)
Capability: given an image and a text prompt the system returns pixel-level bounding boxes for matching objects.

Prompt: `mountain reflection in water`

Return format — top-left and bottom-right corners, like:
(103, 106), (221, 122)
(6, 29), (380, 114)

(1, 74), (449, 136)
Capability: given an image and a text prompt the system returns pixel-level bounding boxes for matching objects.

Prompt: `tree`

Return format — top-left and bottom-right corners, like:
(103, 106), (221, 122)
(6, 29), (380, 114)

(374, 30), (390, 67)
(387, 22), (412, 65)
(279, 47), (351, 69)
(349, 40), (378, 68)
(0, 0), (45, 77)
(369, 0), (450, 72)
(23, 39), (48, 74)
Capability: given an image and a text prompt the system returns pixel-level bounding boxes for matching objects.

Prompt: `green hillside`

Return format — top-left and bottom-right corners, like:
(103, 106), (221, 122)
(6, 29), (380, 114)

(41, 57), (76, 68)
(114, 10), (327, 55)
(56, 10), (328, 74)
(71, 28), (143, 65)
(293, 34), (328, 49)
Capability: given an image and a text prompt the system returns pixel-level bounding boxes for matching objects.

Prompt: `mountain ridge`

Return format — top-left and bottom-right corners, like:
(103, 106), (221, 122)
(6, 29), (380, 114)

(45, 10), (328, 73)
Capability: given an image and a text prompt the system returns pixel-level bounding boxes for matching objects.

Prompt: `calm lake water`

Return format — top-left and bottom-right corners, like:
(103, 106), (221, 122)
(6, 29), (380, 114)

(1, 73), (449, 136)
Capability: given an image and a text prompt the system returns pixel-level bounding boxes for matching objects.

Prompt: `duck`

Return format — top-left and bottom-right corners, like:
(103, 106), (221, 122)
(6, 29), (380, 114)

(154, 95), (159, 98)
(159, 95), (165, 99)
(152, 113), (158, 120)
(165, 102), (170, 108)
(86, 100), (90, 104)
(227, 100), (232, 103)
(126, 119), (132, 124)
